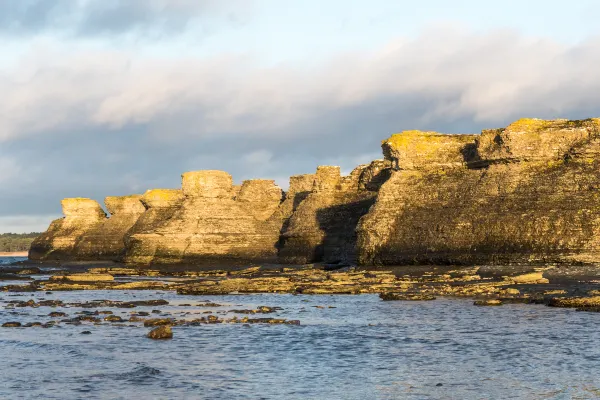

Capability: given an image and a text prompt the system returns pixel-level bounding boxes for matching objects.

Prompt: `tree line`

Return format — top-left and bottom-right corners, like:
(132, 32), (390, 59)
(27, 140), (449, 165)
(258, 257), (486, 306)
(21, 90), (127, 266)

(0, 233), (40, 252)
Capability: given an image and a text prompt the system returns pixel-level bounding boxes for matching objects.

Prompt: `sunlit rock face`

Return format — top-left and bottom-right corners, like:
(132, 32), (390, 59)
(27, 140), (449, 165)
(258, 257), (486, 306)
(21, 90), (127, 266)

(72, 195), (145, 260)
(357, 118), (600, 266)
(279, 161), (392, 264)
(29, 198), (107, 260)
(124, 171), (284, 266)
(122, 189), (185, 265)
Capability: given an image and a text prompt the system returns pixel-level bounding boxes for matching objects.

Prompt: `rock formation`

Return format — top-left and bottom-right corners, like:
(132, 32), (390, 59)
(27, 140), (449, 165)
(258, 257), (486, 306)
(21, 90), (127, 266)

(278, 161), (391, 264)
(123, 189), (184, 265)
(124, 171), (284, 266)
(29, 198), (107, 260)
(72, 195), (145, 260)
(30, 117), (600, 268)
(357, 118), (600, 265)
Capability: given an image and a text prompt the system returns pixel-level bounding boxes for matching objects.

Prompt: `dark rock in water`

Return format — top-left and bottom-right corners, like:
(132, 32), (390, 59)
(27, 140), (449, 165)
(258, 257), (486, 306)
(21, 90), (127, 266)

(2, 322), (22, 327)
(147, 325), (172, 340)
(81, 330), (92, 334)
(379, 292), (436, 301)
(48, 312), (67, 317)
(104, 315), (125, 322)
(474, 299), (503, 306)
(143, 318), (175, 327)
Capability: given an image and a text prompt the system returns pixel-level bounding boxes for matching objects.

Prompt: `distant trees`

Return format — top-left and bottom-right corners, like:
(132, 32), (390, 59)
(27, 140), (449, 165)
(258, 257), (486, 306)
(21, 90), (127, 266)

(0, 233), (40, 252)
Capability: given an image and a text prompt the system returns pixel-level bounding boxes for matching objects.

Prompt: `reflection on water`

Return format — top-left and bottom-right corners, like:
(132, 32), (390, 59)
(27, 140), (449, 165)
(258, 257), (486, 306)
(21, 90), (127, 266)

(1, 257), (599, 399)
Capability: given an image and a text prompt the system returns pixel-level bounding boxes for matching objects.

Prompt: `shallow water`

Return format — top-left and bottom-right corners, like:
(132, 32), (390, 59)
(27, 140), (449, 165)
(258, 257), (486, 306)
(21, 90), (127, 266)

(1, 257), (600, 399)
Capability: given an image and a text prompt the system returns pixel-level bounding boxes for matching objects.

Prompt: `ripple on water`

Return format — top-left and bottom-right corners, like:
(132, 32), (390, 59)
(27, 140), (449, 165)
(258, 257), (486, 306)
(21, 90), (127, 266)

(1, 287), (600, 399)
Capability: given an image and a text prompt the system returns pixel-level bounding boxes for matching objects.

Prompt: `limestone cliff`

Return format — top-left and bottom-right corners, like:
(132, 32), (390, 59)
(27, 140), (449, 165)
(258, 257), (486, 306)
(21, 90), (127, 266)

(357, 118), (600, 265)
(125, 171), (284, 265)
(279, 161), (391, 264)
(123, 189), (184, 264)
(72, 195), (145, 260)
(29, 198), (107, 260)
(31, 117), (600, 268)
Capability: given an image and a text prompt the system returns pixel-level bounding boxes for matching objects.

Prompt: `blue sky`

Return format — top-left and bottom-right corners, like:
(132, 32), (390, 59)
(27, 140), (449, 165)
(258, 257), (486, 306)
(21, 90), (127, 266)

(1, 0), (600, 232)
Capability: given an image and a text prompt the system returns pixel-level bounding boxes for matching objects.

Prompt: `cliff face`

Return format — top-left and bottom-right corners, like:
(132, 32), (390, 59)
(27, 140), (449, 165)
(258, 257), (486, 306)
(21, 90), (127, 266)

(278, 161), (391, 264)
(125, 171), (284, 265)
(72, 195), (145, 260)
(29, 198), (107, 260)
(122, 189), (184, 264)
(357, 118), (600, 265)
(31, 117), (600, 268)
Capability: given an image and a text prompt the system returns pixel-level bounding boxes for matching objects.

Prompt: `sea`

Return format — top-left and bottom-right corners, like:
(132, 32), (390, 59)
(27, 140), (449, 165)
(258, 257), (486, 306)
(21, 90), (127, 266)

(1, 256), (599, 399)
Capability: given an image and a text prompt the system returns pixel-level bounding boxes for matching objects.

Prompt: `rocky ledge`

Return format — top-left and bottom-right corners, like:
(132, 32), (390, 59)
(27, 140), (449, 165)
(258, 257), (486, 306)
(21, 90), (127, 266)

(29, 117), (600, 269)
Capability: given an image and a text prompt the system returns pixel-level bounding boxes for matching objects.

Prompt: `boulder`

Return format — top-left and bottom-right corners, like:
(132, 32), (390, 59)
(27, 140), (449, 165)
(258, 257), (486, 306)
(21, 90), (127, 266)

(147, 325), (173, 339)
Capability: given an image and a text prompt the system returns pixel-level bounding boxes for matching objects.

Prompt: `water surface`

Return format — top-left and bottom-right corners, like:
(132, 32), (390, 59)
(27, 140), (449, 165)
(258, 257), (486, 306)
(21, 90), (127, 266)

(1, 256), (599, 399)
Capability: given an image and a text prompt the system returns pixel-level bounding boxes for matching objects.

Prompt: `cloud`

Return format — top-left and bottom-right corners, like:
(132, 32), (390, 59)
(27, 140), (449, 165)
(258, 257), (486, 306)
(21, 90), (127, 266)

(3, 27), (600, 231)
(0, 0), (243, 37)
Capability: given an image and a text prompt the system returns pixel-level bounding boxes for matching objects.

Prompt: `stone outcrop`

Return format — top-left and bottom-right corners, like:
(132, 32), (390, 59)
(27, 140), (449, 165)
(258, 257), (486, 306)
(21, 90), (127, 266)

(357, 118), (600, 266)
(72, 195), (145, 260)
(125, 171), (284, 266)
(31, 117), (600, 268)
(123, 189), (184, 264)
(29, 198), (107, 260)
(278, 161), (391, 264)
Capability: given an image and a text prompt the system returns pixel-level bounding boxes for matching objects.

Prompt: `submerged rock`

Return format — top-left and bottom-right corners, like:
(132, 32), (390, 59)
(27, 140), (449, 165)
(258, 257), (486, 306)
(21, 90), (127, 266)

(147, 325), (173, 340)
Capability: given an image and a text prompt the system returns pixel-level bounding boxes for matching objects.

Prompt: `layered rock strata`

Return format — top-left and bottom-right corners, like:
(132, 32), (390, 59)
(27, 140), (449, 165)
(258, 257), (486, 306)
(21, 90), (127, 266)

(125, 171), (284, 265)
(278, 161), (391, 264)
(72, 196), (145, 260)
(358, 118), (600, 265)
(30, 117), (600, 268)
(29, 198), (107, 260)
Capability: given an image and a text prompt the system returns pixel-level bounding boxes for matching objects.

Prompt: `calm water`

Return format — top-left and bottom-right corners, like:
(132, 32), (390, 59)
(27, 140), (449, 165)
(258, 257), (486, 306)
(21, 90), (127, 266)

(1, 256), (600, 399)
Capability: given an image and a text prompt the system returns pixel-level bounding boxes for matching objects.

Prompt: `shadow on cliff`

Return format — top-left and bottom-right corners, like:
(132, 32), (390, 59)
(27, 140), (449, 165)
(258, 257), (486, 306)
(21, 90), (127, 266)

(314, 197), (378, 264)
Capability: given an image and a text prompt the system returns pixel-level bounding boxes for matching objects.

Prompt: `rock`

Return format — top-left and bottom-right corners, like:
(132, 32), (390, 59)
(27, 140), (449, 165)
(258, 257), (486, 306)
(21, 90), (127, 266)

(379, 292), (436, 301)
(104, 315), (125, 322)
(72, 195), (146, 260)
(147, 325), (173, 339)
(48, 312), (67, 317)
(49, 273), (115, 282)
(29, 198), (107, 260)
(124, 171), (284, 265)
(30, 117), (600, 269)
(357, 118), (600, 266)
(473, 299), (503, 306)
(279, 161), (391, 264)
(548, 296), (600, 308)
(143, 318), (175, 327)
(2, 322), (22, 327)
(81, 330), (92, 334)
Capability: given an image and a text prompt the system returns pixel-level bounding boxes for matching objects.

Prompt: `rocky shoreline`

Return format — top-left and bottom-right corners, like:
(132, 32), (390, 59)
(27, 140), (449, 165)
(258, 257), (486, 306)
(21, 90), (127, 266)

(4, 261), (600, 311)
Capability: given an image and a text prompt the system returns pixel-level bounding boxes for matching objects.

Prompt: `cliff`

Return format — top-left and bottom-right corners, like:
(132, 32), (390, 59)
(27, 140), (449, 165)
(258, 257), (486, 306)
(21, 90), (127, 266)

(72, 195), (145, 260)
(357, 118), (600, 265)
(278, 161), (391, 264)
(29, 198), (107, 260)
(30, 117), (600, 268)
(124, 171), (284, 265)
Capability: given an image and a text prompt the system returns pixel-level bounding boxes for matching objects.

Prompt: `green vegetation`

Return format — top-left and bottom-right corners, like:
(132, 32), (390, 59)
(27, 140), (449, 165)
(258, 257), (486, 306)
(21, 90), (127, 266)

(0, 233), (40, 252)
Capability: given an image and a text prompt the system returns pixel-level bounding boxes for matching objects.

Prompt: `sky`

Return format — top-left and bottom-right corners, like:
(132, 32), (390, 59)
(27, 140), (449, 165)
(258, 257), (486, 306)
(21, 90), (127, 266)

(1, 0), (600, 233)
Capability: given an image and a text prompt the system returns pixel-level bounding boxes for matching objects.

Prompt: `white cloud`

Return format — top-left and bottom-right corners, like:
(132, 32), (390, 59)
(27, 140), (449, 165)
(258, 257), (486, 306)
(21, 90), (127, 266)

(2, 28), (600, 144)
